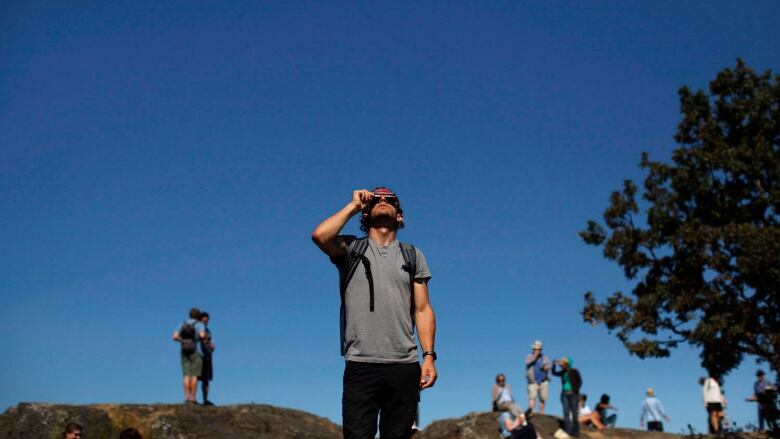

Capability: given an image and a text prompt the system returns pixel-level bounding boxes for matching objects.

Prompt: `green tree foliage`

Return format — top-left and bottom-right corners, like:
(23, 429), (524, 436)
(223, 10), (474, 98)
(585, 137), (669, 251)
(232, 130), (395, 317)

(580, 60), (780, 378)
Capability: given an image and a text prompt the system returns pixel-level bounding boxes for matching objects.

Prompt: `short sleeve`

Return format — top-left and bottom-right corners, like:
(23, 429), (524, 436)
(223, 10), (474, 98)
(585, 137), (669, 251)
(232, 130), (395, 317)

(414, 247), (432, 281)
(329, 235), (358, 266)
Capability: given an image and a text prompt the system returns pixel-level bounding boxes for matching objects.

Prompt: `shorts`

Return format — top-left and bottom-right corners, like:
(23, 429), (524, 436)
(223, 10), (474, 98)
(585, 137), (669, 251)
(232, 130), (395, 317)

(199, 356), (213, 382)
(342, 361), (420, 439)
(527, 380), (549, 402)
(707, 402), (723, 413)
(181, 352), (202, 377)
(647, 421), (664, 431)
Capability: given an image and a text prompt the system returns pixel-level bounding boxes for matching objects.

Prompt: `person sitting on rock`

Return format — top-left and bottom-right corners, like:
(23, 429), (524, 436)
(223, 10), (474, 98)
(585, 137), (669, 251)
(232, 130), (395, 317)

(499, 410), (540, 439)
(62, 423), (82, 439)
(595, 394), (618, 427)
(577, 394), (605, 430)
(492, 373), (529, 420)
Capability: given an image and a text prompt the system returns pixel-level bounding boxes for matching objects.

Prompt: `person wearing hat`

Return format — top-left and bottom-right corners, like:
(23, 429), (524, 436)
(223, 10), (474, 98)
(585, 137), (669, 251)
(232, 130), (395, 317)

(750, 369), (778, 432)
(552, 356), (582, 437)
(524, 340), (552, 415)
(312, 187), (437, 439)
(640, 387), (669, 431)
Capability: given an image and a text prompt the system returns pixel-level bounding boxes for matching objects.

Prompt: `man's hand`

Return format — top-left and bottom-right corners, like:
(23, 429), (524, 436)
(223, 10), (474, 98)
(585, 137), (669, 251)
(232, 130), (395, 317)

(420, 356), (437, 389)
(352, 189), (373, 212)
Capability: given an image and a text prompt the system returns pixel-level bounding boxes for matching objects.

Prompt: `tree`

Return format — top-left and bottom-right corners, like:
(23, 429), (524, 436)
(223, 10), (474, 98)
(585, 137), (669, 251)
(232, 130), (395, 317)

(580, 59), (780, 379)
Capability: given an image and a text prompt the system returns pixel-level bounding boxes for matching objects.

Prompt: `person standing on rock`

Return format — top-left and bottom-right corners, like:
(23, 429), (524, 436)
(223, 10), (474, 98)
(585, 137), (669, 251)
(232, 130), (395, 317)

(524, 340), (551, 415)
(172, 307), (206, 404)
(199, 311), (216, 406)
(639, 387), (669, 431)
(552, 356), (582, 438)
(701, 375), (725, 434)
(312, 187), (438, 439)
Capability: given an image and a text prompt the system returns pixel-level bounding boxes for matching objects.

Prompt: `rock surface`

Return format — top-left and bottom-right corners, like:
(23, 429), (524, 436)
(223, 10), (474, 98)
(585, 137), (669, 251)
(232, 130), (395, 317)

(0, 403), (342, 439)
(2, 404), (770, 439)
(417, 411), (683, 439)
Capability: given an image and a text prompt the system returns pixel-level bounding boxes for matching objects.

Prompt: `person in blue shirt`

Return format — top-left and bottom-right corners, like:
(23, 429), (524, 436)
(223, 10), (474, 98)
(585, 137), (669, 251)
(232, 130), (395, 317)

(750, 370), (778, 432)
(199, 311), (216, 406)
(640, 388), (670, 431)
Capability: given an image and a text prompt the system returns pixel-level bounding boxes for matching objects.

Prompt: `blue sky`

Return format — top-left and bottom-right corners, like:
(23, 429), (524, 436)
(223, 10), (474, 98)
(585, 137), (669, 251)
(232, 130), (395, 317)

(1, 1), (778, 433)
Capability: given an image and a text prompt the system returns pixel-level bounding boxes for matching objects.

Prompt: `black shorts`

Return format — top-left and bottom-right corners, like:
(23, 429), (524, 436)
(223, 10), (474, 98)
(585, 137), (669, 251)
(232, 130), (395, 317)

(647, 421), (664, 431)
(199, 356), (213, 382)
(342, 361), (420, 439)
(707, 402), (722, 413)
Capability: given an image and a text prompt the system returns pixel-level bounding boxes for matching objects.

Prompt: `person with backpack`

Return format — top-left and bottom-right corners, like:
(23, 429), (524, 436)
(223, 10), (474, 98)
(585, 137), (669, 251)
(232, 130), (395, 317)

(312, 187), (437, 439)
(172, 307), (206, 404)
(552, 356), (582, 438)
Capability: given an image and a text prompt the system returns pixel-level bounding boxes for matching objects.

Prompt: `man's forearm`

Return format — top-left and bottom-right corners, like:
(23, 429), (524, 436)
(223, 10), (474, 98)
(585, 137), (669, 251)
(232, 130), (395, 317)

(416, 307), (436, 352)
(311, 203), (360, 253)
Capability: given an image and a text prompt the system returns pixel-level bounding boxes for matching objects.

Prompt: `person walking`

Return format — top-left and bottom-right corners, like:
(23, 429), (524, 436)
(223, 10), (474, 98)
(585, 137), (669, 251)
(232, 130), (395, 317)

(639, 388), (669, 431)
(312, 187), (437, 439)
(552, 356), (582, 438)
(199, 311), (216, 406)
(172, 308), (206, 404)
(524, 340), (551, 415)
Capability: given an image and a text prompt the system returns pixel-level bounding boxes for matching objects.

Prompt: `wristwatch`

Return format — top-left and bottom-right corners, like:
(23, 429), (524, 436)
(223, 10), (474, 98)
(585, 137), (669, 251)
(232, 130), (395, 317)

(422, 351), (437, 361)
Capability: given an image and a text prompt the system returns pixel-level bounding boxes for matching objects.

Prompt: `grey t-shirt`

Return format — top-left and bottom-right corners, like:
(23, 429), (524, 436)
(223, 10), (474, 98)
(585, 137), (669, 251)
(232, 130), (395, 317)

(332, 236), (432, 363)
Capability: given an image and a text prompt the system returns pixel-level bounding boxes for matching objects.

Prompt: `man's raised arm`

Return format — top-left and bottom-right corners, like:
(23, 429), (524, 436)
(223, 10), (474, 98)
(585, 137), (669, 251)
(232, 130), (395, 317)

(311, 189), (372, 257)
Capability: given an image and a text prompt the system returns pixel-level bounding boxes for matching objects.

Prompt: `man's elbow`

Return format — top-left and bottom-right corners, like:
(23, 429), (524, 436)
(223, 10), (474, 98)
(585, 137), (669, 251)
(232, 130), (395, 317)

(311, 230), (333, 250)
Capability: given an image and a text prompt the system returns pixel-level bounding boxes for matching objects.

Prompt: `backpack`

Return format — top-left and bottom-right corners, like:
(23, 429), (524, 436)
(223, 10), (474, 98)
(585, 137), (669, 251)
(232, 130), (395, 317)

(337, 237), (418, 354)
(569, 368), (583, 393)
(179, 321), (197, 355)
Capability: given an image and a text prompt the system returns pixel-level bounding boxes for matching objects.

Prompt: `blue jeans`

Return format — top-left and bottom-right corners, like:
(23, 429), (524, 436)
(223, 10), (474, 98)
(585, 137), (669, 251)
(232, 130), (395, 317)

(561, 392), (579, 437)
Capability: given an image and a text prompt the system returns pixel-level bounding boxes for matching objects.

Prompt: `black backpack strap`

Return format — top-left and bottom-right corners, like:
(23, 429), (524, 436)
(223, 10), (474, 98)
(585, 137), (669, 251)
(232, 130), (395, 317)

(340, 237), (370, 298)
(400, 242), (418, 324)
(339, 237), (370, 355)
(400, 242), (417, 294)
(357, 253), (375, 312)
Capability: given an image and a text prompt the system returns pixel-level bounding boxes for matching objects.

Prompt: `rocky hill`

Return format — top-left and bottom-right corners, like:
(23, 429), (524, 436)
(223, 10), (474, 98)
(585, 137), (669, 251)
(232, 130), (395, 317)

(417, 411), (681, 439)
(1, 404), (771, 439)
(0, 403), (342, 439)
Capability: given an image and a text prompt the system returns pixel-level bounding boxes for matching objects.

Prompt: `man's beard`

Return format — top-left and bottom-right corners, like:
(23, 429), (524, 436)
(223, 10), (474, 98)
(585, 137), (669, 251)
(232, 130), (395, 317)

(370, 210), (398, 229)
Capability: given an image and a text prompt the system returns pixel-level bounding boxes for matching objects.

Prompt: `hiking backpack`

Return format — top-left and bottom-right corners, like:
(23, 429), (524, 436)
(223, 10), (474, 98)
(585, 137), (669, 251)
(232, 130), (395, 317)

(179, 321), (197, 355)
(337, 237), (418, 354)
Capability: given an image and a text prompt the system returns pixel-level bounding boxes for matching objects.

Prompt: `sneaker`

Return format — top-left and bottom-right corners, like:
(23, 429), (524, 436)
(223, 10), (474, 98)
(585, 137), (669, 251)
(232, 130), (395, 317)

(204, 400), (215, 406)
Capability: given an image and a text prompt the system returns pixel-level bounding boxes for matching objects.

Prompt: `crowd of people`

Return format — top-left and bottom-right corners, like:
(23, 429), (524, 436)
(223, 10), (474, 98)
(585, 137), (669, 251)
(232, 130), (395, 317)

(492, 341), (778, 438)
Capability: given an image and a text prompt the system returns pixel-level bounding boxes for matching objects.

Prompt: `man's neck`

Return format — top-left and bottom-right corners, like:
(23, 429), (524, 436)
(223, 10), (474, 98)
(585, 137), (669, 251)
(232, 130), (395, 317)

(368, 227), (397, 247)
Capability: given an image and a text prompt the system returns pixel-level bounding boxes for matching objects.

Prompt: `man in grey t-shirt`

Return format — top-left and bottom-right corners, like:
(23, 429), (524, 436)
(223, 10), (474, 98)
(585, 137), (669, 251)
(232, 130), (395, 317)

(312, 187), (437, 439)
